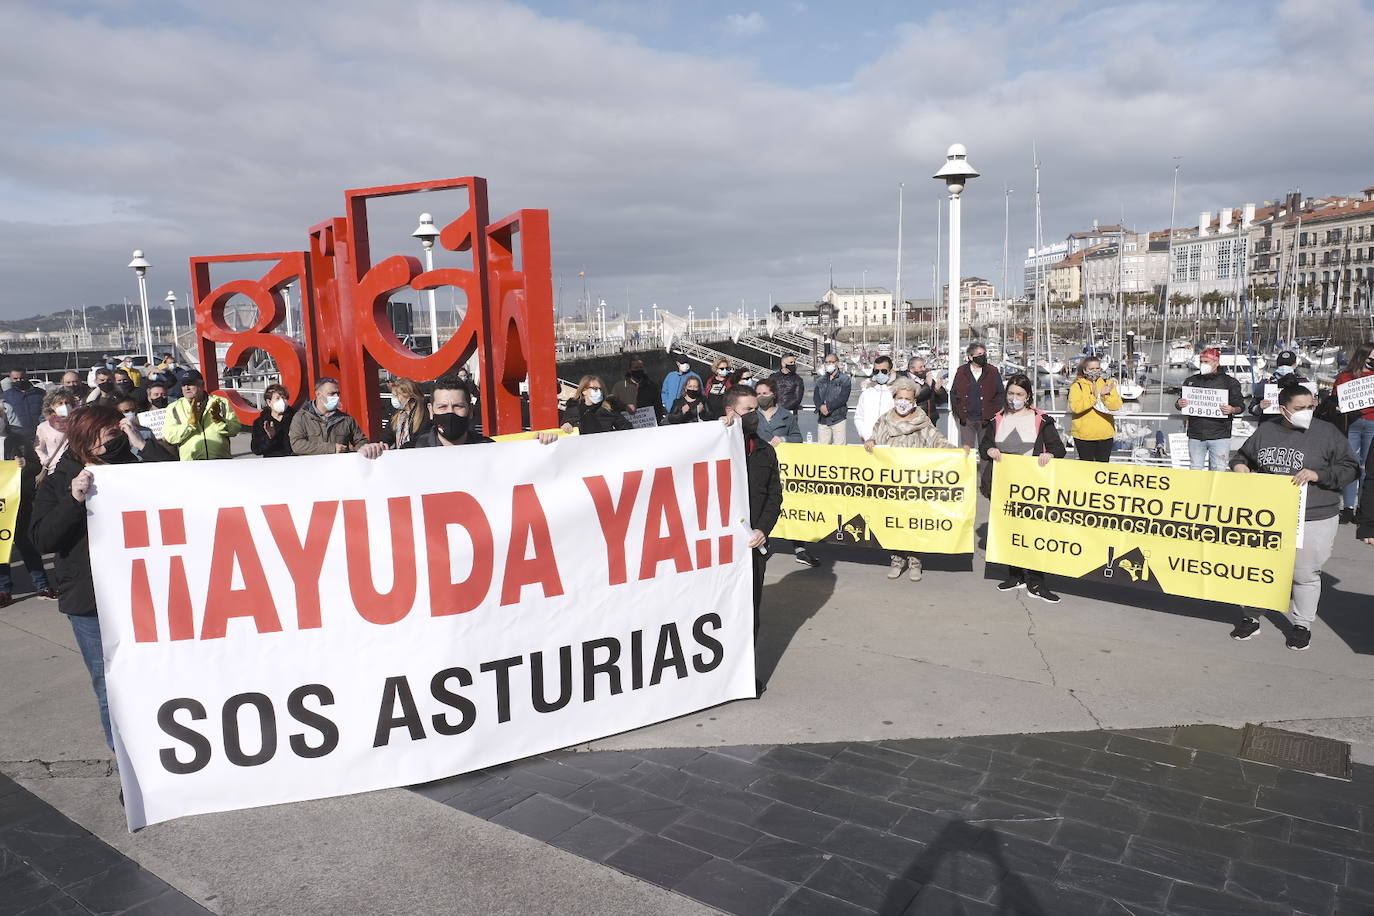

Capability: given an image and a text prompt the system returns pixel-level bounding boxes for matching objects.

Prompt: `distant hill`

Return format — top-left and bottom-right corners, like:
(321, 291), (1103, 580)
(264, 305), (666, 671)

(0, 304), (177, 334)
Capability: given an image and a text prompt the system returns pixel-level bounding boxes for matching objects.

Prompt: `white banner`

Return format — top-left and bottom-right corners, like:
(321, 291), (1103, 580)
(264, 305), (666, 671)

(1181, 386), (1226, 418)
(1261, 381), (1318, 414)
(89, 424), (754, 830)
(1336, 374), (1374, 413)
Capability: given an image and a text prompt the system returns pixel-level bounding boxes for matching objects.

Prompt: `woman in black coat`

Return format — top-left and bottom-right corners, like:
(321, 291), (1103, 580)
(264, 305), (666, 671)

(250, 384), (296, 457)
(30, 406), (174, 750)
(665, 376), (715, 424)
(560, 375), (632, 435)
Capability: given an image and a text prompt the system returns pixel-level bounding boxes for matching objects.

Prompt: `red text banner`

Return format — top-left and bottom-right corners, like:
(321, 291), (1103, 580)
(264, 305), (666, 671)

(88, 424), (753, 830)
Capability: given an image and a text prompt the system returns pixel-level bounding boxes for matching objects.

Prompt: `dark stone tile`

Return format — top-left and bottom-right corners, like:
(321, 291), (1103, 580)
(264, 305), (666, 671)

(563, 779), (686, 832)
(977, 774), (1070, 814)
(1139, 812), (1246, 858)
(834, 744), (918, 775)
(1015, 736), (1094, 768)
(635, 747), (707, 767)
(791, 741), (851, 759)
(965, 798), (1060, 837)
(489, 794), (589, 841)
(1019, 760), (1114, 794)
(1196, 798), (1291, 841)
(1111, 727), (1179, 743)
(815, 760), (906, 798)
(64, 861), (175, 915)
(1289, 819), (1374, 863)
(1105, 734), (1195, 767)
(500, 759), (600, 798)
(1335, 886), (1374, 916)
(804, 856), (921, 913)
(661, 811), (762, 858)
(1056, 854), (1170, 908)
(991, 873), (1109, 916)
(1255, 785), (1361, 830)
(714, 744), (771, 763)
(905, 844), (1005, 902)
(977, 830), (1066, 878)
(681, 751), (763, 789)
(10, 893), (93, 915)
(960, 734), (1027, 753)
(1179, 770), (1242, 804)
(734, 835), (827, 883)
(945, 745), (1029, 777)
(750, 802), (843, 846)
(0, 861), (67, 913)
(818, 823), (925, 876)
(672, 857), (791, 916)
(1033, 730), (1113, 750)
(120, 889), (214, 915)
(1059, 793), (1145, 835)
(1052, 820), (1131, 861)
(889, 782), (978, 816)
(552, 750), (642, 776)
(604, 834), (712, 889)
(751, 773), (903, 831)
(900, 757), (985, 794)
(0, 789), (49, 830)
(1082, 750), (1177, 786)
(410, 770), (494, 803)
(443, 777), (536, 819)
(1167, 882), (1291, 915)
(1123, 836), (1228, 888)
(1272, 766), (1363, 803)
(901, 885), (1001, 915)
(878, 737), (955, 759)
(890, 808), (965, 846)
(1106, 776), (1203, 819)
(1, 810), (128, 889)
(755, 746), (831, 780)
(546, 814), (638, 862)
(1173, 724), (1246, 756)
(674, 779), (775, 824)
(772, 886), (872, 916)
(1241, 834), (1346, 884)
(1227, 860), (1337, 916)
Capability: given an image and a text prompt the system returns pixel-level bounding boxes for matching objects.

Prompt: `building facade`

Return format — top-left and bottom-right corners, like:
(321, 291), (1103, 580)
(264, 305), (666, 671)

(1023, 223), (1124, 301)
(1248, 188), (1374, 313)
(823, 286), (894, 327)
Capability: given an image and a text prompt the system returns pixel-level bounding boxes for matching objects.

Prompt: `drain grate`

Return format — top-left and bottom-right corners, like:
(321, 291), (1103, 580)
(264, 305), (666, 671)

(1238, 725), (1352, 779)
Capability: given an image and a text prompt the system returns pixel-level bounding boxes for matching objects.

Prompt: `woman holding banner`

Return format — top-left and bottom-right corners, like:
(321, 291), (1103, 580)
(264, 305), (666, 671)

(864, 377), (955, 582)
(30, 406), (174, 752)
(560, 376), (632, 436)
(980, 374), (1067, 603)
(1067, 357), (1121, 461)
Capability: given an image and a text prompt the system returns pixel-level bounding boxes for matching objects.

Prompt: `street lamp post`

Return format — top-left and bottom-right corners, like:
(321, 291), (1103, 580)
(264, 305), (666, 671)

(412, 213), (441, 354)
(127, 250), (154, 363)
(933, 144), (980, 440)
(164, 290), (178, 358)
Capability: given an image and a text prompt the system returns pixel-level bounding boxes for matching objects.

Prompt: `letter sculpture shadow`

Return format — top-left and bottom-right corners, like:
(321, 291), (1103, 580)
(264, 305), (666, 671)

(189, 177), (557, 438)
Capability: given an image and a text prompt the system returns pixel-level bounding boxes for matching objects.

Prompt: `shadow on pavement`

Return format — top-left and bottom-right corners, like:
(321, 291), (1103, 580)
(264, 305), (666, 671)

(1314, 572), (1374, 655)
(882, 821), (1046, 916)
(757, 565), (835, 686)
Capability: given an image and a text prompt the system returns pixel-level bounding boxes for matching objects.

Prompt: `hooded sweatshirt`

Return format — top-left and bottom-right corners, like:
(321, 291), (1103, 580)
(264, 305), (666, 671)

(1229, 416), (1360, 521)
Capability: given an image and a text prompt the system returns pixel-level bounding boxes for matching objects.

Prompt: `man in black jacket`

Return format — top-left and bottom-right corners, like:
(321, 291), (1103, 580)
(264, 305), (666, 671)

(767, 356), (805, 414)
(411, 376), (493, 447)
(905, 356), (948, 424)
(721, 387), (782, 635)
(1176, 347), (1245, 470)
(1247, 350), (1311, 424)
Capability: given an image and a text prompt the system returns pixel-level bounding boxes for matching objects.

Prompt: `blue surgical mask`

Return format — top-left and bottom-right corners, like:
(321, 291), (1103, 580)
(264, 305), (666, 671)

(324, 394), (340, 411)
(872, 372), (890, 384)
(1275, 365), (1294, 378)
(587, 389), (604, 405)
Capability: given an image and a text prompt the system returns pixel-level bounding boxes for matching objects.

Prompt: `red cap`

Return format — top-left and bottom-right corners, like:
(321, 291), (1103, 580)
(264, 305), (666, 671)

(1201, 347), (1221, 361)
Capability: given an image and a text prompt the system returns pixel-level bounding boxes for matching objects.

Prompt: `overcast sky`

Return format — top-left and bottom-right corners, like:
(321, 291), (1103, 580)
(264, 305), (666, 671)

(3, 0), (1373, 322)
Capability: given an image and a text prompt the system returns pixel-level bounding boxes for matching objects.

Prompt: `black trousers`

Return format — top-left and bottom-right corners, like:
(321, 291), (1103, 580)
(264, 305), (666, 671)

(1074, 437), (1114, 462)
(1007, 565), (1045, 586)
(752, 549), (768, 634)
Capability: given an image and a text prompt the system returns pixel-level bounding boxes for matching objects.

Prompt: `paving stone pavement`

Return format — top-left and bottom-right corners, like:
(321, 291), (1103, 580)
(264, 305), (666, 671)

(413, 725), (1374, 916)
(0, 772), (211, 916)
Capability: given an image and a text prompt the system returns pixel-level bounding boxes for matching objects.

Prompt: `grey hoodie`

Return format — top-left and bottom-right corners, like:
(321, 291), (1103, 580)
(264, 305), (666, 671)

(1229, 417), (1360, 521)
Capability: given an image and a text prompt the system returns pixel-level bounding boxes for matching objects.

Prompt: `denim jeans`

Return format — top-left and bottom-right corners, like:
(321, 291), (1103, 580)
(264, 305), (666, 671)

(68, 614), (113, 751)
(1188, 437), (1230, 471)
(0, 525), (50, 593)
(1343, 418), (1374, 509)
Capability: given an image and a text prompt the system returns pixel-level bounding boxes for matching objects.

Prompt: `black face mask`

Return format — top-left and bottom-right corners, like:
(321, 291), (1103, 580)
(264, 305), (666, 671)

(914, 370), (927, 380)
(114, 381), (132, 394)
(433, 412), (469, 443)
(97, 381), (113, 392)
(971, 354), (988, 367)
(1366, 358), (1374, 371)
(629, 369), (645, 380)
(149, 396), (169, 409)
(782, 364), (795, 373)
(100, 435), (136, 465)
(11, 380), (28, 390)
(740, 412), (760, 437)
(683, 389), (700, 401)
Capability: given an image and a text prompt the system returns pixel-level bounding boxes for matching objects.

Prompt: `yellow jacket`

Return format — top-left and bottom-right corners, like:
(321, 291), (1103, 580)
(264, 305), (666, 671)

(1067, 377), (1122, 441)
(162, 394), (242, 460)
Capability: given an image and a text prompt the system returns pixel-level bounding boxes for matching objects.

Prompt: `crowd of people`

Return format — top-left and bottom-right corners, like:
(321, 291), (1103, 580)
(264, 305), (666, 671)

(6, 340), (1374, 765)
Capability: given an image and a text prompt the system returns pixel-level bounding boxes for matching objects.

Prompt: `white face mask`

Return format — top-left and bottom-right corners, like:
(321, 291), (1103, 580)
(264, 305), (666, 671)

(55, 404), (70, 418)
(1008, 397), (1027, 412)
(323, 394), (341, 411)
(872, 371), (891, 384)
(716, 367), (729, 377)
(824, 363), (837, 374)
(678, 362), (690, 373)
(893, 399), (915, 416)
(390, 395), (404, 410)
(1285, 407), (1314, 429)
(1202, 363), (1218, 375)
(1086, 369), (1101, 380)
(270, 398), (287, 413)
(587, 389), (604, 405)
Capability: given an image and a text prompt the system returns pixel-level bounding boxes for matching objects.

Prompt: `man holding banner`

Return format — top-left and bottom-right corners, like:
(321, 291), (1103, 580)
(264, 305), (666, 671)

(1229, 387), (1359, 649)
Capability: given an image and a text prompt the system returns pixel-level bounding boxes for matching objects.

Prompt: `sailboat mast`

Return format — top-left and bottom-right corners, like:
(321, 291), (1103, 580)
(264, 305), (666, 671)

(894, 182), (905, 357)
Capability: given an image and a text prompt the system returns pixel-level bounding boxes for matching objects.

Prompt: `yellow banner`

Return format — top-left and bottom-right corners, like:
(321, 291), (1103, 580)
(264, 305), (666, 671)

(773, 444), (976, 553)
(0, 463), (19, 564)
(986, 456), (1299, 612)
(490, 427), (576, 442)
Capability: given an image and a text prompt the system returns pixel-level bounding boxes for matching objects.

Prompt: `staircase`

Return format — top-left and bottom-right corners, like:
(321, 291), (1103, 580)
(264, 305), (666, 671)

(735, 331), (814, 369)
(674, 339), (770, 377)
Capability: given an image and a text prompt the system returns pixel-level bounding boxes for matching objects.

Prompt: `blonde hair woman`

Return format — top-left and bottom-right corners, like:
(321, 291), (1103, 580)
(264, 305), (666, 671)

(385, 378), (426, 448)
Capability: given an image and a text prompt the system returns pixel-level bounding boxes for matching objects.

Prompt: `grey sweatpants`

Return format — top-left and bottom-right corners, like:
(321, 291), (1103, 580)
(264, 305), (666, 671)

(1289, 514), (1339, 626)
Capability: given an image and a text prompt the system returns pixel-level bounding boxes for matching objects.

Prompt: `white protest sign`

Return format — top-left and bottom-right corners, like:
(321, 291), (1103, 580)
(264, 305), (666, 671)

(137, 407), (167, 437)
(1182, 386), (1226, 418)
(1261, 381), (1318, 414)
(88, 423), (754, 830)
(1336, 374), (1374, 414)
(623, 407), (658, 429)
